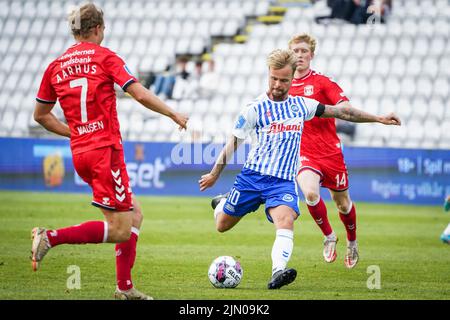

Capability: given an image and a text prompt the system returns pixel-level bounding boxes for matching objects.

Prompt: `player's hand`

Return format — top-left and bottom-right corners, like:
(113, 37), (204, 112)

(172, 112), (189, 131)
(199, 173), (218, 191)
(378, 112), (401, 126)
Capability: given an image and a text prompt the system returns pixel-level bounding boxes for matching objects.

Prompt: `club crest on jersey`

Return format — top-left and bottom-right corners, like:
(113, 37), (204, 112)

(304, 85), (314, 96)
(290, 104), (299, 113)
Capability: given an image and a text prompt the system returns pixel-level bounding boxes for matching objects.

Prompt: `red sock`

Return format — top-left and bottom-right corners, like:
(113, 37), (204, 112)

(116, 231), (138, 291)
(46, 221), (106, 247)
(339, 203), (357, 241)
(307, 197), (333, 236)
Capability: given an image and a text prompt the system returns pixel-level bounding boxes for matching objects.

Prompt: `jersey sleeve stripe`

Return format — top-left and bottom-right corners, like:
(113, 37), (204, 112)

(121, 78), (136, 91)
(36, 97), (56, 104)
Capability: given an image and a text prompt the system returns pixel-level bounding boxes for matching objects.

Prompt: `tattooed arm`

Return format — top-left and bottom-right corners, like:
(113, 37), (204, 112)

(319, 101), (402, 125)
(199, 135), (243, 191)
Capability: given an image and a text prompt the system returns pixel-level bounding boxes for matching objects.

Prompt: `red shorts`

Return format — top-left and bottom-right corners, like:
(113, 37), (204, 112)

(298, 153), (349, 191)
(73, 146), (133, 212)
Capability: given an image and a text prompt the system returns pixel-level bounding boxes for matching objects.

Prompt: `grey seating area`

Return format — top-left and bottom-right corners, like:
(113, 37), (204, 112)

(0, 0), (448, 149)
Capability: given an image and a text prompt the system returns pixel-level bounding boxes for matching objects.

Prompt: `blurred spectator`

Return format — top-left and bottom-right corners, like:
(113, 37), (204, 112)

(198, 58), (219, 98)
(315, 0), (391, 25)
(366, 0), (392, 24)
(171, 56), (192, 100)
(152, 64), (176, 99)
(185, 60), (204, 99)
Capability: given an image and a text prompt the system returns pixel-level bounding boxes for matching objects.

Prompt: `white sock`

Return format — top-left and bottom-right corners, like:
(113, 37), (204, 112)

(102, 221), (108, 243)
(326, 231), (337, 241)
(131, 227), (140, 236)
(444, 223), (450, 235)
(348, 240), (357, 248)
(214, 198), (226, 220)
(271, 229), (294, 275)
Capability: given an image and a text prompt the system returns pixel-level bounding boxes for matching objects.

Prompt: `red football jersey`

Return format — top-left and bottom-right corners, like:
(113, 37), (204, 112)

(289, 70), (349, 159)
(36, 42), (137, 155)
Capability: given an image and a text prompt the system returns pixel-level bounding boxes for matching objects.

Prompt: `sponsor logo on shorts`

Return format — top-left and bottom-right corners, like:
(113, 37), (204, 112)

(282, 194), (294, 202)
(102, 197), (110, 205)
(225, 203), (235, 213)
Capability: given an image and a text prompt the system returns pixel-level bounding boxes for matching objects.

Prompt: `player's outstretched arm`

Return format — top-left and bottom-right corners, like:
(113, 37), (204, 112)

(320, 101), (401, 126)
(199, 135), (243, 191)
(34, 102), (71, 138)
(126, 82), (189, 130)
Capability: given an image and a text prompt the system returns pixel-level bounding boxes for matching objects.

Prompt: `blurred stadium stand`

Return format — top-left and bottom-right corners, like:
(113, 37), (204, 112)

(0, 0), (448, 149)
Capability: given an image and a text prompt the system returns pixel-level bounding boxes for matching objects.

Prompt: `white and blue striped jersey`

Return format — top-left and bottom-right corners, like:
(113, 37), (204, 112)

(232, 93), (320, 181)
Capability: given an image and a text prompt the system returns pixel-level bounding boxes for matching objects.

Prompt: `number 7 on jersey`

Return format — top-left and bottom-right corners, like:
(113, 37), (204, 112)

(70, 77), (88, 123)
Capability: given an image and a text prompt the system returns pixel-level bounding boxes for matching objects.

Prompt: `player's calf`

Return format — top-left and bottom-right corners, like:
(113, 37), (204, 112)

(108, 227), (132, 243)
(215, 213), (241, 233)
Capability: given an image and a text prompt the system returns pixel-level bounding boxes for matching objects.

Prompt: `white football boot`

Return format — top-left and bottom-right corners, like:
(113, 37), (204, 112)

(323, 236), (338, 263)
(114, 287), (154, 300)
(344, 242), (359, 269)
(31, 227), (51, 271)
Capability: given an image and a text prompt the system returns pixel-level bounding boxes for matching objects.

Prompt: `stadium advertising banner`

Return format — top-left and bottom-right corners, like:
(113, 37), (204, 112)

(0, 137), (448, 205)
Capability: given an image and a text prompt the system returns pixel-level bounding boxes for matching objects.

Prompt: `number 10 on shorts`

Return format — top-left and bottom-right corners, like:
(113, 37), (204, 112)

(335, 173), (346, 188)
(229, 188), (241, 205)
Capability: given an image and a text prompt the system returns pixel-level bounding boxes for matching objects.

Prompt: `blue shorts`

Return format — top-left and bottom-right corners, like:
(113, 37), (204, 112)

(222, 168), (300, 223)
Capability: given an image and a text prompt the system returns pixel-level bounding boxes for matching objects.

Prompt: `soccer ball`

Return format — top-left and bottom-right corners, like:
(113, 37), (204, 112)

(208, 256), (243, 288)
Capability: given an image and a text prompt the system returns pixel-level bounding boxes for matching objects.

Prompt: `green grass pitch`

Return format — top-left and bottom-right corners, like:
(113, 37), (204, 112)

(0, 191), (449, 300)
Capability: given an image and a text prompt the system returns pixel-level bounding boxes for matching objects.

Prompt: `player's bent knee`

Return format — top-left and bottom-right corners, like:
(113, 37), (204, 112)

(115, 228), (132, 243)
(337, 204), (350, 214)
(333, 198), (351, 213)
(305, 190), (320, 203)
(108, 222), (132, 242)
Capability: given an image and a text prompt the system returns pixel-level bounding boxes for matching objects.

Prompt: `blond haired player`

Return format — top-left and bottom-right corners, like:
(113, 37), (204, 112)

(202, 49), (400, 289)
(289, 33), (365, 268)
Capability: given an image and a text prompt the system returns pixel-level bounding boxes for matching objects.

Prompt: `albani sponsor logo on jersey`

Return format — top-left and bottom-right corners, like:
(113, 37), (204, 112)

(268, 122), (302, 134)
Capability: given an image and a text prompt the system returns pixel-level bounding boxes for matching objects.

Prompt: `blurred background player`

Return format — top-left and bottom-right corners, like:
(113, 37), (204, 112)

(440, 195), (450, 244)
(31, 3), (188, 300)
(288, 33), (361, 268)
(201, 48), (401, 289)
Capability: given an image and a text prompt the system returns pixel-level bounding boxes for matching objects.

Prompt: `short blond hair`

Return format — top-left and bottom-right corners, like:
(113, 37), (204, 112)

(266, 49), (297, 73)
(288, 33), (316, 54)
(68, 3), (104, 38)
